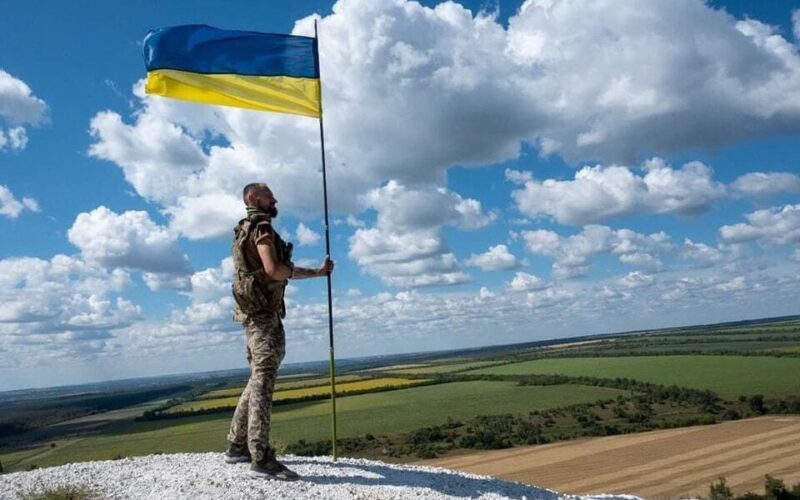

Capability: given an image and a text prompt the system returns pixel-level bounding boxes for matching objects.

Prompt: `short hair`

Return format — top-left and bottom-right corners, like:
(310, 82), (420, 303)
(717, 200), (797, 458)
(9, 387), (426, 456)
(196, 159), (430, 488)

(242, 183), (265, 204)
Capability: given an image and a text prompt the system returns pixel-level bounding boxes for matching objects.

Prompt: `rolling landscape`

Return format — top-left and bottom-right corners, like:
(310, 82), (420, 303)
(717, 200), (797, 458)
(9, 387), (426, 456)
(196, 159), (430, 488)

(2, 314), (799, 498)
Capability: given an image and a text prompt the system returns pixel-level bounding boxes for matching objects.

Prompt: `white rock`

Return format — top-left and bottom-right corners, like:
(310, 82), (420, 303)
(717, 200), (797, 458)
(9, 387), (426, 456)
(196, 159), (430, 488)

(0, 453), (642, 500)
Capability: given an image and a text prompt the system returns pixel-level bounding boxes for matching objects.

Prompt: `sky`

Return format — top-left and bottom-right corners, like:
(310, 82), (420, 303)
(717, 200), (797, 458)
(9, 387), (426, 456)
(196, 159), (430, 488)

(1, 0), (799, 391)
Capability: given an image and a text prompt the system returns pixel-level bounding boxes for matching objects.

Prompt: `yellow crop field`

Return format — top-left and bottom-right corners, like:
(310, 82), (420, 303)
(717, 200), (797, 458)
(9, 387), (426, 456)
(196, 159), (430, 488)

(168, 377), (428, 413)
(198, 374), (365, 400)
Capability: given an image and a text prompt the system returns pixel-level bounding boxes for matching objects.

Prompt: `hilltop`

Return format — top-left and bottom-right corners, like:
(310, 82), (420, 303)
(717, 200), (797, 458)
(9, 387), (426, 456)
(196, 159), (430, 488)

(0, 453), (640, 500)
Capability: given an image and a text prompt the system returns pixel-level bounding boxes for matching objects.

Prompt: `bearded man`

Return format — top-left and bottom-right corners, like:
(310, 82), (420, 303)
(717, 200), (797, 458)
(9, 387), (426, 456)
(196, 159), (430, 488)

(225, 182), (333, 480)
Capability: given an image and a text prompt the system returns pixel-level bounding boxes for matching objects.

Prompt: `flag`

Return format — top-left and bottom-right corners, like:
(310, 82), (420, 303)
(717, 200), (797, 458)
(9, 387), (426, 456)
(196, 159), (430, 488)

(143, 25), (321, 118)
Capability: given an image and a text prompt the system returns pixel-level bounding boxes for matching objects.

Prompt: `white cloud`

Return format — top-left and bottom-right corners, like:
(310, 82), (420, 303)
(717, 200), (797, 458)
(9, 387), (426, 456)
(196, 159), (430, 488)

(0, 255), (139, 367)
(681, 239), (724, 268)
(716, 276), (746, 292)
(617, 271), (656, 289)
(0, 185), (40, 218)
(296, 223), (321, 246)
(510, 159), (727, 225)
(360, 181), (495, 232)
(466, 244), (520, 271)
(731, 172), (800, 198)
(507, 0), (800, 162)
(0, 69), (47, 151)
(507, 271), (547, 291)
(348, 182), (494, 286)
(345, 215), (366, 228)
(526, 287), (575, 308)
(348, 230), (470, 286)
(0, 126), (28, 151)
(87, 0), (800, 242)
(67, 207), (192, 287)
(504, 168), (533, 185)
(719, 204), (800, 245)
(521, 225), (672, 278)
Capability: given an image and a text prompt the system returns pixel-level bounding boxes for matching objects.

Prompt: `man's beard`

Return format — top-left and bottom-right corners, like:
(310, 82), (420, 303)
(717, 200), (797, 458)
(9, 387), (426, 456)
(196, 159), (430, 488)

(262, 202), (278, 218)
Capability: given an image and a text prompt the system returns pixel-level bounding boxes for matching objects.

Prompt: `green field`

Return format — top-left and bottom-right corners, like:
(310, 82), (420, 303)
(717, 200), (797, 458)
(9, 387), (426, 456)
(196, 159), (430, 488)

(387, 360), (504, 374)
(573, 341), (800, 355)
(469, 355), (800, 398)
(1, 381), (624, 470)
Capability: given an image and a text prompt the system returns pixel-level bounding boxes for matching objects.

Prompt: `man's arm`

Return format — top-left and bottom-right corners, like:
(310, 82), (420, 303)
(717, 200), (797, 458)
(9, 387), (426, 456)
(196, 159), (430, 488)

(291, 258), (334, 280)
(256, 242), (292, 281)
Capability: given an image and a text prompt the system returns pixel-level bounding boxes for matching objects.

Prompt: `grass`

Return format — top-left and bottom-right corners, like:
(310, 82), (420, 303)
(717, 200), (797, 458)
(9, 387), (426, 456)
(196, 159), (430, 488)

(18, 485), (99, 500)
(170, 377), (428, 412)
(468, 355), (800, 398)
(1, 381), (624, 471)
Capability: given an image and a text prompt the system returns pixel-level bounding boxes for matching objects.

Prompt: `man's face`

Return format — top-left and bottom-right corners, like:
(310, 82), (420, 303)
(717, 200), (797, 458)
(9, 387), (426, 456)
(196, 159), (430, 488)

(257, 186), (278, 218)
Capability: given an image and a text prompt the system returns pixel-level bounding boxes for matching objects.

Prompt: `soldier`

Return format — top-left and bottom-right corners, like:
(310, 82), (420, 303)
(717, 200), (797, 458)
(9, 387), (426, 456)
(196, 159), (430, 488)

(225, 182), (334, 480)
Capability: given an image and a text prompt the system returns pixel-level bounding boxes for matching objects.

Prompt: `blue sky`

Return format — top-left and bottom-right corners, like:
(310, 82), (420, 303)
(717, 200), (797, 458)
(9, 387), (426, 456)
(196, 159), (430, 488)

(1, 0), (799, 391)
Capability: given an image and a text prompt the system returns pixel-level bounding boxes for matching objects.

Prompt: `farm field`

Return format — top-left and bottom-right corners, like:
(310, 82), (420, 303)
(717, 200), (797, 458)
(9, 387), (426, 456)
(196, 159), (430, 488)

(425, 415), (800, 499)
(200, 374), (366, 399)
(386, 360), (504, 374)
(469, 355), (800, 398)
(0, 381), (625, 471)
(169, 377), (429, 412)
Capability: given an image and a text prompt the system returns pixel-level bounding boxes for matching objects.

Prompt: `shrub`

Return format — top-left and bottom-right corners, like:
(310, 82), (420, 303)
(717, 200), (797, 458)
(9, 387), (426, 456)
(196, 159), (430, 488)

(748, 395), (766, 415)
(722, 409), (741, 421)
(709, 477), (733, 500)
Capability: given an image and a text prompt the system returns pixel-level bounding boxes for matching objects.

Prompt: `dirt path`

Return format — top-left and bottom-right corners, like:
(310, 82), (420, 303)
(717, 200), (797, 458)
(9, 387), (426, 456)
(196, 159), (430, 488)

(422, 416), (800, 499)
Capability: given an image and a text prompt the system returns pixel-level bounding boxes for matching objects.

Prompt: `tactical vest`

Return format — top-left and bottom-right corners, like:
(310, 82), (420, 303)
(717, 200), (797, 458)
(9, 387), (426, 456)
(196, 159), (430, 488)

(231, 216), (293, 321)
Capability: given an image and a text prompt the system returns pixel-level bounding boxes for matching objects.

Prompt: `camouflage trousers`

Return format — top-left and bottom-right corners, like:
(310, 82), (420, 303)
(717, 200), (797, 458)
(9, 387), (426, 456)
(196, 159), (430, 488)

(227, 313), (286, 462)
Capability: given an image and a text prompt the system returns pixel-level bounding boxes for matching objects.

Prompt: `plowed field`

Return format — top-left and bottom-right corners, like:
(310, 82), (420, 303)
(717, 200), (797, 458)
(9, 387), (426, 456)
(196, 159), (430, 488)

(425, 416), (800, 499)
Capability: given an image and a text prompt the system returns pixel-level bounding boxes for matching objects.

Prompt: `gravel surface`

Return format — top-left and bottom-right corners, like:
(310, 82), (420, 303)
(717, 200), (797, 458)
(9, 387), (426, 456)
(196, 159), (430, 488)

(0, 453), (642, 499)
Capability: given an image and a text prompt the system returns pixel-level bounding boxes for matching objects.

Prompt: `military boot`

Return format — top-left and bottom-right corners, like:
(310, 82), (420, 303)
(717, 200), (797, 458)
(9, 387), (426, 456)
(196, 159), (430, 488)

(224, 441), (251, 464)
(250, 456), (299, 481)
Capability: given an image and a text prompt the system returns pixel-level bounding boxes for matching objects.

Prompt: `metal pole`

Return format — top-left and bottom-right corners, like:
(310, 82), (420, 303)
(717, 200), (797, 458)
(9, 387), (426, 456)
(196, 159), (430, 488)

(314, 19), (338, 461)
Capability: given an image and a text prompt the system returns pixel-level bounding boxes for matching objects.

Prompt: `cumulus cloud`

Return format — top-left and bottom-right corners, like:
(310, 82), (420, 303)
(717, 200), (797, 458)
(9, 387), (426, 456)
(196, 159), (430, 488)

(731, 172), (800, 198)
(510, 158), (727, 225)
(680, 239), (724, 268)
(617, 271), (656, 289)
(0, 69), (47, 151)
(507, 0), (800, 162)
(716, 276), (746, 292)
(507, 271), (547, 291)
(87, 0), (800, 240)
(360, 181), (495, 232)
(0, 185), (39, 218)
(522, 225), (672, 278)
(348, 182), (494, 286)
(466, 244), (520, 271)
(0, 255), (139, 367)
(719, 204), (800, 245)
(296, 223), (321, 246)
(67, 207), (192, 288)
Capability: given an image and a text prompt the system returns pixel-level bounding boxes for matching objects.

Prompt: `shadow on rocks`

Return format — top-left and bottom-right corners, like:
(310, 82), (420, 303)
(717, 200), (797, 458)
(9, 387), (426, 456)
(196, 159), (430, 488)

(284, 457), (561, 499)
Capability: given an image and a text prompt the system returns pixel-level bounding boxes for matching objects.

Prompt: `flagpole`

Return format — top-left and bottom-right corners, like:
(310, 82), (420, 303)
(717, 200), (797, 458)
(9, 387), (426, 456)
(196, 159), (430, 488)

(313, 19), (338, 462)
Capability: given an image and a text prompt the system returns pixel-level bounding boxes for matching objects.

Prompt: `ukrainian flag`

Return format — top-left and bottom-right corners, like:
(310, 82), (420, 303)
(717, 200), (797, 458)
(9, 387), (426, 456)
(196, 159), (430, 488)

(143, 25), (321, 118)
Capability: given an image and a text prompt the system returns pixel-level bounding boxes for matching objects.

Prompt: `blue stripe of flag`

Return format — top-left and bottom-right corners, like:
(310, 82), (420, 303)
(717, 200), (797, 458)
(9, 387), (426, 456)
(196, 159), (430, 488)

(143, 25), (318, 79)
